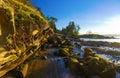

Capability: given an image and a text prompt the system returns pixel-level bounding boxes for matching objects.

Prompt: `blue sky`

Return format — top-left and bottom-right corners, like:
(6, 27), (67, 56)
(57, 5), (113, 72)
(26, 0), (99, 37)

(30, 0), (120, 34)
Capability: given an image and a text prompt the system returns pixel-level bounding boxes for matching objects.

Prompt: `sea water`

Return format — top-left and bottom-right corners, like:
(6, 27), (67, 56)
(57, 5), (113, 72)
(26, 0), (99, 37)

(80, 38), (120, 43)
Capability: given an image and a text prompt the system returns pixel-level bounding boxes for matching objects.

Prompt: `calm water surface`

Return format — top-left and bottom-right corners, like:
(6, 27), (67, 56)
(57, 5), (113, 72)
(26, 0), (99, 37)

(80, 38), (120, 43)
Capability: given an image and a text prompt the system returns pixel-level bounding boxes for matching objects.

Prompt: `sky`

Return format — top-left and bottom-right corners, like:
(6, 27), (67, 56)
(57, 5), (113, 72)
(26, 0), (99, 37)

(30, 0), (120, 35)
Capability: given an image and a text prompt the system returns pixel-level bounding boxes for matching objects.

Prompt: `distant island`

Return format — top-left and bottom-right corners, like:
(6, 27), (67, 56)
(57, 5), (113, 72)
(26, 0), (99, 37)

(79, 34), (115, 39)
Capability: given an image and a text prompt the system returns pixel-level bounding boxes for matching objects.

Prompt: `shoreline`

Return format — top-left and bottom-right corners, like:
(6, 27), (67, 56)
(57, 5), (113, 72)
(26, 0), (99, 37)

(81, 40), (120, 48)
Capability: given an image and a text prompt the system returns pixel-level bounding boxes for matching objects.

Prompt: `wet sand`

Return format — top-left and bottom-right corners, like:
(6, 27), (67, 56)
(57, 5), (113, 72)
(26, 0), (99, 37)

(25, 49), (77, 78)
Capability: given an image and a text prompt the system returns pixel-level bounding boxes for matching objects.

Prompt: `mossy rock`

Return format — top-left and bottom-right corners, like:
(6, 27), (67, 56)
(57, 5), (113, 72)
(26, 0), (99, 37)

(116, 65), (120, 72)
(54, 48), (71, 57)
(61, 40), (66, 45)
(2, 70), (23, 78)
(69, 57), (79, 63)
(84, 48), (93, 58)
(100, 68), (116, 78)
(61, 48), (71, 56)
(83, 55), (116, 77)
(65, 57), (81, 74)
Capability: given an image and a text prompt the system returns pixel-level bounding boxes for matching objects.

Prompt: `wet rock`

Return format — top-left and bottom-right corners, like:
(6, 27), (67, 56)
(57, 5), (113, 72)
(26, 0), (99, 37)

(65, 57), (81, 75)
(2, 70), (23, 78)
(54, 48), (71, 57)
(65, 48), (116, 78)
(81, 54), (116, 77)
(100, 68), (116, 78)
(41, 56), (47, 60)
(82, 48), (116, 77)
(84, 48), (93, 58)
(48, 34), (74, 48)
(116, 65), (120, 72)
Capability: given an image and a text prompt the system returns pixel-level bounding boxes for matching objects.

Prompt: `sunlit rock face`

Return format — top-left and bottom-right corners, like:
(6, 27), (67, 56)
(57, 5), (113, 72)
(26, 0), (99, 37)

(0, 0), (53, 77)
(0, 8), (14, 45)
(0, 0), (52, 47)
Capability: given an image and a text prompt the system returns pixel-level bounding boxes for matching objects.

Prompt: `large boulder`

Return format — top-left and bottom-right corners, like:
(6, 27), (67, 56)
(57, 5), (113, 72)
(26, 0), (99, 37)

(48, 34), (73, 48)
(64, 53), (116, 78)
(54, 48), (71, 57)
(65, 57), (81, 75)
(82, 54), (116, 78)
(84, 48), (93, 58)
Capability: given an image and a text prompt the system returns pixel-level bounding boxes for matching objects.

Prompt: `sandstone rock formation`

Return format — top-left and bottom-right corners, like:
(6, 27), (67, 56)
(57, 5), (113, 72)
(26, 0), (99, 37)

(0, 0), (53, 77)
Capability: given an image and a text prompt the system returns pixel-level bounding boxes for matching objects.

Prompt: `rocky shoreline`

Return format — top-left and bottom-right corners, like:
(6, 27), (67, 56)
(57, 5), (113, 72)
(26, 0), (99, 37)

(3, 34), (120, 78)
(1, 0), (120, 78)
(46, 34), (120, 78)
(79, 34), (115, 39)
(81, 40), (120, 48)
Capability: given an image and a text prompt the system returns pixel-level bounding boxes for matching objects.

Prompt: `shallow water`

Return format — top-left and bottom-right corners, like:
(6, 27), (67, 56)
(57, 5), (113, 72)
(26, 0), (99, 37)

(81, 46), (120, 64)
(80, 46), (120, 78)
(116, 72), (120, 78)
(76, 37), (120, 78)
(81, 38), (120, 43)
(99, 46), (120, 51)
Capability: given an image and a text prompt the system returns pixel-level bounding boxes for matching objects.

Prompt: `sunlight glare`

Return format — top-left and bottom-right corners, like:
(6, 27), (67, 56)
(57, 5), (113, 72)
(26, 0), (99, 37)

(93, 15), (120, 35)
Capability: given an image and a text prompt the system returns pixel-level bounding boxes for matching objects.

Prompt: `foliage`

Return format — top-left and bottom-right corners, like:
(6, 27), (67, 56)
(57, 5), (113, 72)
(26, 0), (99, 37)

(36, 7), (46, 19)
(17, 0), (30, 5)
(43, 16), (80, 36)
(61, 21), (80, 36)
(46, 16), (58, 32)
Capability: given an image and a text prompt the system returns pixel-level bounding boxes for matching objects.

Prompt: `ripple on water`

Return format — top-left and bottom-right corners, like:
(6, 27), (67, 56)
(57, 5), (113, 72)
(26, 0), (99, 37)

(116, 72), (120, 78)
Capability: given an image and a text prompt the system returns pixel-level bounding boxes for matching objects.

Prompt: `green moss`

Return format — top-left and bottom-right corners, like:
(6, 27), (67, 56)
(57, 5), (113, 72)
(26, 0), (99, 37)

(65, 57), (81, 75)
(2, 0), (48, 29)
(54, 48), (71, 57)
(30, 14), (39, 21)
(70, 57), (79, 63)
(87, 56), (100, 63)
(60, 48), (71, 56)
(5, 9), (12, 21)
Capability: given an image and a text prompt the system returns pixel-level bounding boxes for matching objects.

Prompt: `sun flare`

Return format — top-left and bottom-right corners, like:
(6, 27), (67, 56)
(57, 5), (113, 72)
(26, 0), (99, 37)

(92, 15), (120, 35)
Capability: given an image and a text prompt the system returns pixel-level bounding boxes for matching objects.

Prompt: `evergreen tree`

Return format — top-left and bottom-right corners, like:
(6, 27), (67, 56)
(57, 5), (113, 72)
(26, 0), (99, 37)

(46, 16), (58, 32)
(61, 21), (80, 36)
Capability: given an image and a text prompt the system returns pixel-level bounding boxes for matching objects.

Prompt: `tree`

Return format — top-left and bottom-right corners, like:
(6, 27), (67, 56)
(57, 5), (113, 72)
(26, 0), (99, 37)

(35, 9), (59, 33)
(86, 30), (92, 35)
(46, 16), (58, 32)
(36, 8), (46, 18)
(74, 25), (80, 36)
(61, 21), (80, 36)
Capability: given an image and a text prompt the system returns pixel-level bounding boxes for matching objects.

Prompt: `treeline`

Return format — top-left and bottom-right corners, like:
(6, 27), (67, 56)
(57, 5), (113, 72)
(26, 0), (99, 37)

(47, 16), (80, 36)
(36, 8), (80, 36)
